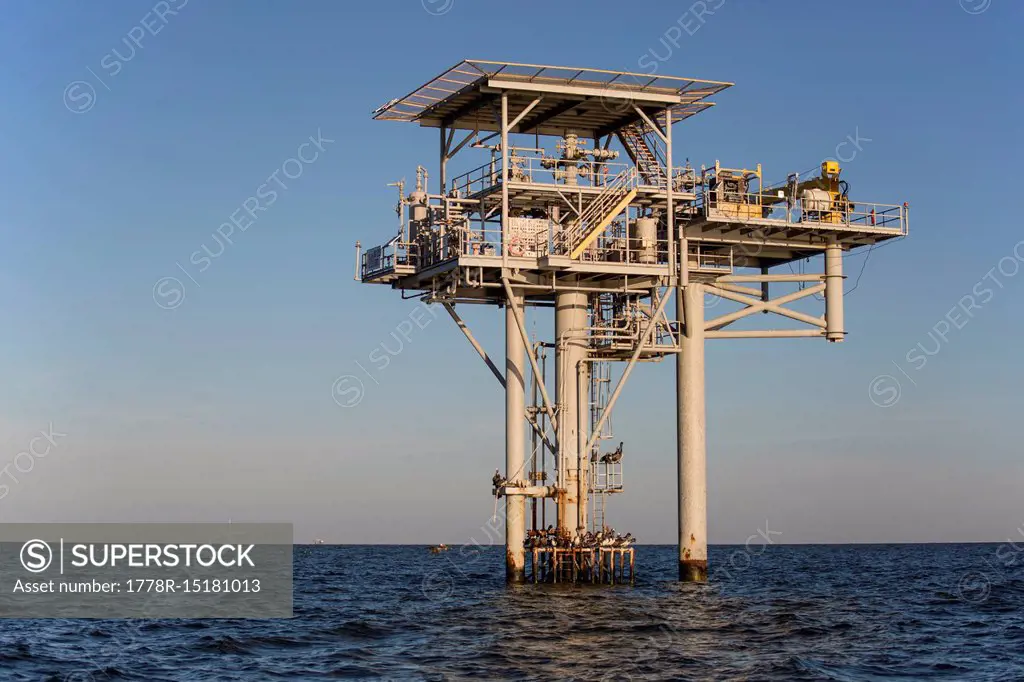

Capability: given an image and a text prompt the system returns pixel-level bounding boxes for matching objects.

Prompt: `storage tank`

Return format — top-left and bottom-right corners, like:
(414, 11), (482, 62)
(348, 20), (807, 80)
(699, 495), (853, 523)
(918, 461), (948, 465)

(801, 188), (831, 214)
(631, 216), (658, 264)
(407, 190), (428, 243)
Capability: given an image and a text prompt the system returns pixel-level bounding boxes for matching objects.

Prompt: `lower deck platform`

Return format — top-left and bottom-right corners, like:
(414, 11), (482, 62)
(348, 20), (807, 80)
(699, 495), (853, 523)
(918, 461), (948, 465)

(529, 547), (635, 584)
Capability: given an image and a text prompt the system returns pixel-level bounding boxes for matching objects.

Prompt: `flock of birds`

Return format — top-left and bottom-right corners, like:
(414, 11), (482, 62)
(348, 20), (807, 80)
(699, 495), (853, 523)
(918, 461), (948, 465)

(524, 526), (635, 550)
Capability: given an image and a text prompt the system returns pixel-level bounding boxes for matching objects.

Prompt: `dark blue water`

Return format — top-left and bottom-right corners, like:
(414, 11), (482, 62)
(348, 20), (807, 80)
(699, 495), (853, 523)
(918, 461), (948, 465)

(3, 544), (1023, 680)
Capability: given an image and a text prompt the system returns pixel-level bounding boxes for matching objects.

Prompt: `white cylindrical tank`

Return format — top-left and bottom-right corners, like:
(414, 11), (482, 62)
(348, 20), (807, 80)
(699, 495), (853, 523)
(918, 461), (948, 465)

(801, 188), (831, 214)
(631, 217), (658, 264)
(408, 190), (428, 244)
(408, 190), (428, 223)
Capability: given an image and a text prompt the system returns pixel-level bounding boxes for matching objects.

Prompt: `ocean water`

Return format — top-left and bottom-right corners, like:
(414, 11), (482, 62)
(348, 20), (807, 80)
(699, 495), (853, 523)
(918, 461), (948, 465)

(3, 544), (1023, 681)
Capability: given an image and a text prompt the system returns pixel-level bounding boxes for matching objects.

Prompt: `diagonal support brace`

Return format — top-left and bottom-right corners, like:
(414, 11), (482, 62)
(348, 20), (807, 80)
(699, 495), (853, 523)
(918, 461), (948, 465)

(705, 283), (826, 331)
(441, 301), (505, 387)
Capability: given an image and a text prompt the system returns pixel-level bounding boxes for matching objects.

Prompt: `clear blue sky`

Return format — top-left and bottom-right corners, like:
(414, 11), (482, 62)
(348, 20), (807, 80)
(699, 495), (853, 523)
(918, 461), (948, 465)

(1, 0), (1021, 543)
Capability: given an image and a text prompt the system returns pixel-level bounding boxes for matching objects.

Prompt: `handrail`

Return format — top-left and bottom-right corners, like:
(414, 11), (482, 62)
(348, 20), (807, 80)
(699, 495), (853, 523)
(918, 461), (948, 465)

(696, 189), (908, 234)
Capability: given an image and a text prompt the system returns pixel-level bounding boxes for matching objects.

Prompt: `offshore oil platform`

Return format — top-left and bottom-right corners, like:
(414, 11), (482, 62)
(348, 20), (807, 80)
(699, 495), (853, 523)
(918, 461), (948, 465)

(356, 61), (907, 583)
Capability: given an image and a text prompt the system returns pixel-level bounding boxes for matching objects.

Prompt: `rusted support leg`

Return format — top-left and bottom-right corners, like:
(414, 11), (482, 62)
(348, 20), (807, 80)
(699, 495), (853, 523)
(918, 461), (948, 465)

(678, 284), (709, 582)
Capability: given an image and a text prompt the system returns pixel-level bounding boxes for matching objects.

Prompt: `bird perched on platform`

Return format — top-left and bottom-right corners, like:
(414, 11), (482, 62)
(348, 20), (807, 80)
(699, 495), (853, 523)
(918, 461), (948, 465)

(601, 442), (624, 463)
(492, 469), (505, 488)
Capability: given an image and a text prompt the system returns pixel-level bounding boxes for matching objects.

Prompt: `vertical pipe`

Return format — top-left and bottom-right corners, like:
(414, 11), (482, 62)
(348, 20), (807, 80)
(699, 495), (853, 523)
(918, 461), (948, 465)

(665, 106), (683, 285)
(440, 126), (448, 193)
(505, 290), (527, 583)
(540, 347), (547, 532)
(577, 359), (590, 533)
(501, 92), (510, 268)
(678, 283), (708, 581)
(825, 242), (845, 342)
(555, 289), (588, 537)
(530, 347), (538, 534)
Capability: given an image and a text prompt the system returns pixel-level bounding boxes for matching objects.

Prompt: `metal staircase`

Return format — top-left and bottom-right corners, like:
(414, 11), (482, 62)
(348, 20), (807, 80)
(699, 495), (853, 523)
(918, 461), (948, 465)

(617, 123), (667, 187)
(561, 168), (638, 259)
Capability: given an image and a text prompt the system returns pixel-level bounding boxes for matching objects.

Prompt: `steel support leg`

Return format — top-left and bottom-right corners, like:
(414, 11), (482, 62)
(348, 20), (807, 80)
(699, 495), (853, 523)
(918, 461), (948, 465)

(678, 283), (708, 581)
(505, 290), (526, 583)
(825, 242), (845, 342)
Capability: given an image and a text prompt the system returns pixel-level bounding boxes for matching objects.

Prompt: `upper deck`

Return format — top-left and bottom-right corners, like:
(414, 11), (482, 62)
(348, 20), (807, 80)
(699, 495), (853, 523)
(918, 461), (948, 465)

(372, 60), (733, 137)
(359, 61), (908, 296)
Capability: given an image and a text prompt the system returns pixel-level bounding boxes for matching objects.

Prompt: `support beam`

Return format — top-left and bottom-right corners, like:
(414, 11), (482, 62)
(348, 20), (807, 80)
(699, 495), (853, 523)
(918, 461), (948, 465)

(678, 283), (707, 582)
(719, 273), (824, 283)
(706, 329), (824, 339)
(633, 105), (666, 143)
(505, 289), (527, 584)
(507, 96), (545, 131)
(501, 485), (558, 498)
(525, 413), (558, 456)
(449, 129), (477, 161)
(441, 302), (506, 388)
(441, 300), (557, 453)
(704, 284), (827, 331)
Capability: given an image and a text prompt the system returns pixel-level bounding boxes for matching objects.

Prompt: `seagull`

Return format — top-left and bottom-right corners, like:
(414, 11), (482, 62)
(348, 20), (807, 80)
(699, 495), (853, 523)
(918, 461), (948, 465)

(601, 442), (624, 463)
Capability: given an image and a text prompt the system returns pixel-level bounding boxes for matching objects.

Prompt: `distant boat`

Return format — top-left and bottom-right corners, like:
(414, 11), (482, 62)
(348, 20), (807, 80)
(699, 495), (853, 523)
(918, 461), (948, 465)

(429, 544), (449, 554)
(314, 539), (325, 546)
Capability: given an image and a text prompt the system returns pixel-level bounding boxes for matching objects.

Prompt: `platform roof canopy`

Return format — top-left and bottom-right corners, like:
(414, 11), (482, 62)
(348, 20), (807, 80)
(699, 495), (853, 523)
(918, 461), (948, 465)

(372, 60), (733, 138)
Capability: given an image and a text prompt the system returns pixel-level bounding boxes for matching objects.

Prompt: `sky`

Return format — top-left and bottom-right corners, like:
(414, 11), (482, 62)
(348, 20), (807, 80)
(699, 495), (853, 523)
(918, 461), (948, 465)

(0, 0), (1022, 544)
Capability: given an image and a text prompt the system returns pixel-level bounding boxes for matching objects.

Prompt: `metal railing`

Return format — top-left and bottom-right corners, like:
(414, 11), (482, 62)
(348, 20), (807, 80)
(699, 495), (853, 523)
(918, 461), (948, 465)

(696, 190), (908, 233)
(449, 156), (632, 197)
(361, 240), (417, 279)
(688, 243), (733, 272)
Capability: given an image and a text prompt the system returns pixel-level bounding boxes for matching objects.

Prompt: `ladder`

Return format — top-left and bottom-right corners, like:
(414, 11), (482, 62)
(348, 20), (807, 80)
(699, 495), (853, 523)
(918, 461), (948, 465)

(588, 360), (616, 532)
(617, 124), (667, 187)
(591, 491), (606, 533)
(561, 168), (638, 259)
